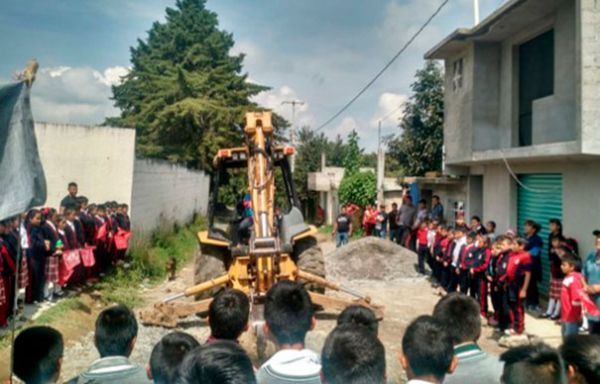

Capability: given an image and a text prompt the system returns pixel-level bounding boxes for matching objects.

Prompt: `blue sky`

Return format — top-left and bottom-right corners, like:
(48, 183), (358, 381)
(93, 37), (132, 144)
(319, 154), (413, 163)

(0, 0), (506, 151)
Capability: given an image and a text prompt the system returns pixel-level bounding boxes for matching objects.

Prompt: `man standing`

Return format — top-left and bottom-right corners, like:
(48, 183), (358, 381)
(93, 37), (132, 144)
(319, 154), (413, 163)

(431, 195), (444, 222)
(396, 195), (417, 248)
(375, 204), (388, 239)
(332, 206), (352, 248)
(60, 182), (79, 213)
(388, 202), (400, 243)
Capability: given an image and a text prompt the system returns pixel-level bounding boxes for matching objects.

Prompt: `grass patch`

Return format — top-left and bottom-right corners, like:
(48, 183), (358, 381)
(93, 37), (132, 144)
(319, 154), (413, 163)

(318, 224), (333, 235)
(97, 215), (208, 307)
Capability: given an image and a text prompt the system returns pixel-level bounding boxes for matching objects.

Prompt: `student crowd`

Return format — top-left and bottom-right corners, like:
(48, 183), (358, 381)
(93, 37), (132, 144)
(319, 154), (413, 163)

(334, 193), (600, 341)
(11, 283), (600, 384)
(0, 182), (132, 328)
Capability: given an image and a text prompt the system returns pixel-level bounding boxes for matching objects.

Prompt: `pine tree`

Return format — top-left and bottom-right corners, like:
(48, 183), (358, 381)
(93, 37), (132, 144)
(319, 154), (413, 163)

(342, 130), (362, 176)
(108, 0), (272, 170)
(388, 61), (444, 176)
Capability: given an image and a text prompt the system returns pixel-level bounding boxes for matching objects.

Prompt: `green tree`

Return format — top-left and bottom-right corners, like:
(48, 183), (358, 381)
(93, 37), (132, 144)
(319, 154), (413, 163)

(342, 130), (362, 176)
(108, 0), (277, 170)
(338, 171), (377, 207)
(388, 61), (444, 176)
(293, 127), (331, 202)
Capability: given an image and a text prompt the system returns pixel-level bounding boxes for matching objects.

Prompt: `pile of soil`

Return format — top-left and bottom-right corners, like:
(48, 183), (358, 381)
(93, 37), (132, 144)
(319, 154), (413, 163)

(326, 237), (419, 282)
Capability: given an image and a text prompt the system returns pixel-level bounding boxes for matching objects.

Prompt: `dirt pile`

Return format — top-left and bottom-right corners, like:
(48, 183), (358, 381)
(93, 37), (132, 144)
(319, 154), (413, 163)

(326, 237), (419, 282)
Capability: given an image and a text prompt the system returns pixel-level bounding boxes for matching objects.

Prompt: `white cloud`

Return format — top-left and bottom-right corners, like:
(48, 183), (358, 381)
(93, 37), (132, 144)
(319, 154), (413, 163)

(333, 117), (361, 137)
(369, 92), (407, 128)
(252, 85), (315, 128)
(31, 66), (128, 126)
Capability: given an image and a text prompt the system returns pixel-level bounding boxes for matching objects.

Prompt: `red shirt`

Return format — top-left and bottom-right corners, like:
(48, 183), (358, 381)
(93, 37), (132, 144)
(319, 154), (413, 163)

(506, 251), (532, 283)
(417, 228), (428, 246)
(561, 272), (585, 323)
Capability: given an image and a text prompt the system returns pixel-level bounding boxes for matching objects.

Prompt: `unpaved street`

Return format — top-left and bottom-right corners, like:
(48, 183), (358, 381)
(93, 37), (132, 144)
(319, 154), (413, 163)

(50, 236), (561, 383)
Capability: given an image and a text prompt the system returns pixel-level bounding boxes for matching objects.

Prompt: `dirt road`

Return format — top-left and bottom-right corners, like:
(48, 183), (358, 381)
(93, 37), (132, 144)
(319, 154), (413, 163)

(4, 236), (563, 383)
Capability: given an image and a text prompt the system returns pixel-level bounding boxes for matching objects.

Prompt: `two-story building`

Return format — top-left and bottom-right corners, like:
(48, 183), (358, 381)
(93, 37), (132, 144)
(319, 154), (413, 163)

(426, 0), (600, 292)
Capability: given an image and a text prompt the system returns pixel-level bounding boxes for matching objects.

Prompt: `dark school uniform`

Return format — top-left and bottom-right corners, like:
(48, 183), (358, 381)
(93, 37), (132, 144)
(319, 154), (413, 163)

(42, 221), (60, 285)
(0, 239), (11, 326)
(458, 244), (475, 294)
(506, 251), (532, 334)
(416, 227), (429, 275)
(64, 222), (84, 286)
(494, 251), (511, 331)
(432, 236), (446, 284)
(525, 234), (543, 308)
(471, 247), (492, 318)
(28, 225), (47, 303)
(442, 240), (456, 292)
(1, 232), (19, 313)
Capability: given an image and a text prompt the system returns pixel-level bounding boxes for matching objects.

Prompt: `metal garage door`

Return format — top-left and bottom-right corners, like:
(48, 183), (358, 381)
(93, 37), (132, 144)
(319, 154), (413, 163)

(517, 174), (563, 295)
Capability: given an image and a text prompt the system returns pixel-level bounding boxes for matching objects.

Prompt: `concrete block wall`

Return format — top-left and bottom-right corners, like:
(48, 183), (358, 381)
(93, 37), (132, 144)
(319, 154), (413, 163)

(35, 122), (136, 208)
(579, 0), (600, 153)
(130, 159), (210, 235)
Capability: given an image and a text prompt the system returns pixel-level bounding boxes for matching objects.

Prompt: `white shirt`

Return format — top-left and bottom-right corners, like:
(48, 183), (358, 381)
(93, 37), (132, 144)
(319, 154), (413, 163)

(452, 237), (467, 267)
(19, 223), (29, 249)
(256, 349), (321, 384)
(407, 380), (439, 384)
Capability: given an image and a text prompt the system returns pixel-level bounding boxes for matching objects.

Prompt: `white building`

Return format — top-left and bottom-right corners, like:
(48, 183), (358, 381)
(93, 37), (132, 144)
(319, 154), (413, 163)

(426, 0), (600, 292)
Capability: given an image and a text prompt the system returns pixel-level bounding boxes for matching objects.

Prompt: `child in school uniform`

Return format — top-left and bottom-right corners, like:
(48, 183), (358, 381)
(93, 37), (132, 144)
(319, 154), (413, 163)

(471, 234), (492, 318)
(449, 227), (468, 293)
(560, 251), (585, 338)
(27, 210), (48, 303)
(427, 221), (439, 283)
(492, 236), (512, 332)
(505, 238), (532, 335)
(543, 235), (566, 320)
(0, 221), (14, 327)
(42, 208), (62, 301)
(458, 232), (477, 294)
(432, 224), (447, 289)
(416, 220), (430, 275)
(439, 227), (455, 295)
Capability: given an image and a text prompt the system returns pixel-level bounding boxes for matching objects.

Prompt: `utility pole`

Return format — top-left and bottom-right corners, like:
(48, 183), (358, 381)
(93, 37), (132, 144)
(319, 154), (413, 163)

(281, 100), (304, 173)
(377, 121), (385, 205)
(473, 0), (480, 25)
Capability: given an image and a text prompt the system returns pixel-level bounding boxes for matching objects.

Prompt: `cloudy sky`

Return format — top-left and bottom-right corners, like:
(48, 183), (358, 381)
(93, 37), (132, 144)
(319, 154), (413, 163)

(0, 0), (506, 151)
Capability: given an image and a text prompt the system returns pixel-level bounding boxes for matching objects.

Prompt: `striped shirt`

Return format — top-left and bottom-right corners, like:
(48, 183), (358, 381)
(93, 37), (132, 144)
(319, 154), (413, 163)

(256, 349), (322, 384)
(443, 343), (503, 384)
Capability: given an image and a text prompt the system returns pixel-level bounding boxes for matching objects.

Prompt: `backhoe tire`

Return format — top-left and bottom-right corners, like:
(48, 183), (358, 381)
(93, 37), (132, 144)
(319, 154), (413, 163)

(294, 236), (326, 294)
(193, 244), (228, 300)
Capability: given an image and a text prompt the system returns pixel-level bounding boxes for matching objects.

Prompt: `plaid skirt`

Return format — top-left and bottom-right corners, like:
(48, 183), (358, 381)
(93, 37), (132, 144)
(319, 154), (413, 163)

(18, 252), (29, 289)
(0, 277), (5, 306)
(45, 255), (60, 284)
(549, 277), (563, 300)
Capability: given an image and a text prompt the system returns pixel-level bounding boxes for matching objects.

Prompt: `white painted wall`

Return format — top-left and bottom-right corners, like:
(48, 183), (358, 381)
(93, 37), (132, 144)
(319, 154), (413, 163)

(130, 159), (210, 235)
(35, 122), (136, 208)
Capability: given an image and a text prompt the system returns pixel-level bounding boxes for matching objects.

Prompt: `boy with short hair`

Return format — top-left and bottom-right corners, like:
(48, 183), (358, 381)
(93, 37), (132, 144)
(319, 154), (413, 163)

(13, 326), (64, 384)
(458, 232), (477, 294)
(470, 234), (492, 318)
(440, 227), (455, 294)
(500, 343), (567, 384)
(432, 224), (448, 291)
(400, 315), (458, 384)
(180, 341), (256, 384)
(336, 304), (379, 336)
(449, 227), (468, 293)
(433, 293), (503, 384)
(560, 252), (585, 338)
(71, 304), (151, 383)
(321, 324), (386, 384)
(258, 281), (321, 384)
(207, 288), (250, 342)
(505, 238), (532, 335)
(148, 331), (199, 384)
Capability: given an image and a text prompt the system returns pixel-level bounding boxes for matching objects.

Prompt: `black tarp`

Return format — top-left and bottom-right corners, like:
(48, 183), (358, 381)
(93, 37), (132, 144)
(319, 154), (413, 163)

(0, 81), (46, 220)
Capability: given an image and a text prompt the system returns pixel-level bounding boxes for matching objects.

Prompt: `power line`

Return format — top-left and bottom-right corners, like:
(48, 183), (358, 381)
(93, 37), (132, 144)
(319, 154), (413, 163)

(314, 0), (450, 132)
(379, 102), (405, 124)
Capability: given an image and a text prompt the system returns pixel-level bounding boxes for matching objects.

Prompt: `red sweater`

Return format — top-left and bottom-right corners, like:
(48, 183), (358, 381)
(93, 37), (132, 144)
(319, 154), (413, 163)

(561, 272), (584, 323)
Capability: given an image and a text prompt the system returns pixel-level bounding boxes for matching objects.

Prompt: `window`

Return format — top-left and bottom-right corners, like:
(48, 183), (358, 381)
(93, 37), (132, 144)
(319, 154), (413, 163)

(452, 58), (463, 92)
(518, 29), (554, 147)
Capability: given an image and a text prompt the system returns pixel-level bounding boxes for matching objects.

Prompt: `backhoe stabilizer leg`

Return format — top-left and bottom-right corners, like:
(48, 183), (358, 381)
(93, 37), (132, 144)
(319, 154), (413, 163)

(163, 273), (231, 303)
(295, 269), (373, 303)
